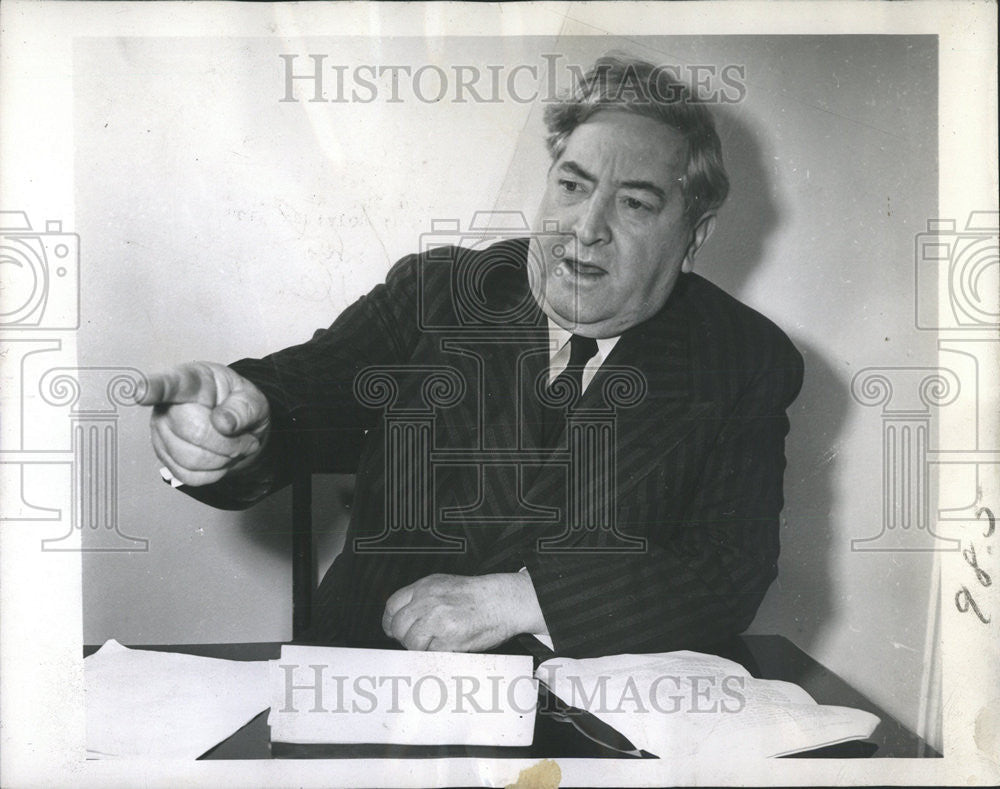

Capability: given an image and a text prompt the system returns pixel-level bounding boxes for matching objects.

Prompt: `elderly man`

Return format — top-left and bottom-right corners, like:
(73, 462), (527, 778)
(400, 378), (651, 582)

(138, 55), (803, 659)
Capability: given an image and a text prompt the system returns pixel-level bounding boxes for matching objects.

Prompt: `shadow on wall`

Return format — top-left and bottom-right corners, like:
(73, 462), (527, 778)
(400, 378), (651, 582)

(758, 343), (848, 652)
(702, 104), (849, 652)
(236, 474), (355, 604)
(703, 102), (781, 297)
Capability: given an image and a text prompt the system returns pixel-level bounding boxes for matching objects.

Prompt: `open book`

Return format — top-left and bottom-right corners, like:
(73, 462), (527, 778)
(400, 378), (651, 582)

(535, 650), (881, 758)
(269, 645), (879, 757)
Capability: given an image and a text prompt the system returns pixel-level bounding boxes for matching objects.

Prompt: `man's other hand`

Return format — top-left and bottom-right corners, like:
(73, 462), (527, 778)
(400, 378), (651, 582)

(382, 572), (547, 652)
(134, 361), (271, 487)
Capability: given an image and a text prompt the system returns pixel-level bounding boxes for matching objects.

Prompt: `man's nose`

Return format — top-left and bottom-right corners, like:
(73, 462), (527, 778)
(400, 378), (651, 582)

(573, 194), (612, 246)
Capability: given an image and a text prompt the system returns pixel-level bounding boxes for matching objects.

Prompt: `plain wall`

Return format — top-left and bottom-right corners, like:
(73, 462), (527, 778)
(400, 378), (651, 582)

(76, 35), (939, 743)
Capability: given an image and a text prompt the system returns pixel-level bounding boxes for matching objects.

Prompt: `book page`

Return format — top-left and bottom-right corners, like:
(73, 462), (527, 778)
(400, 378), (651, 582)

(537, 651), (879, 758)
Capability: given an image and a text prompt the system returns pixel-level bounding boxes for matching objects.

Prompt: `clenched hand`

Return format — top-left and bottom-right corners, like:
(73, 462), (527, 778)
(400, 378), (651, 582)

(382, 572), (547, 652)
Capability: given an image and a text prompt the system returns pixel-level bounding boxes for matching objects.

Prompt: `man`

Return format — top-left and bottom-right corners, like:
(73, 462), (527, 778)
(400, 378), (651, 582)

(137, 55), (803, 659)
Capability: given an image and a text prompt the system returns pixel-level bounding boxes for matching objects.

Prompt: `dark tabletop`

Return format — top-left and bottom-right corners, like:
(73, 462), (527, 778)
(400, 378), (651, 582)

(83, 635), (939, 760)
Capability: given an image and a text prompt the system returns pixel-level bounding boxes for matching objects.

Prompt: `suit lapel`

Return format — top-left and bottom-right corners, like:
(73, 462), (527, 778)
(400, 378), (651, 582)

(478, 275), (713, 563)
(581, 285), (709, 505)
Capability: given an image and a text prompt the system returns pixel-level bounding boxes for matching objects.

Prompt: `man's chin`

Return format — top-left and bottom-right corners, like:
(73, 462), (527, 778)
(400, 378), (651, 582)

(541, 297), (613, 333)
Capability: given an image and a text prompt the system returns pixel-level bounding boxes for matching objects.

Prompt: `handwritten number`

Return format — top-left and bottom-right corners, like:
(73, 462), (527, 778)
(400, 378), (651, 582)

(976, 506), (995, 539)
(955, 586), (991, 623)
(962, 543), (992, 587)
(956, 507), (994, 624)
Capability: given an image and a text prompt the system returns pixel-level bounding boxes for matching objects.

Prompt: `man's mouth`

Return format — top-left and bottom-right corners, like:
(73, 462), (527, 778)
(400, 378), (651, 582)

(558, 257), (607, 279)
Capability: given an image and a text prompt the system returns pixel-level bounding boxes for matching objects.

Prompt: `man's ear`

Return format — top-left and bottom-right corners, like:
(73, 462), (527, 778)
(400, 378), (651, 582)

(681, 212), (717, 273)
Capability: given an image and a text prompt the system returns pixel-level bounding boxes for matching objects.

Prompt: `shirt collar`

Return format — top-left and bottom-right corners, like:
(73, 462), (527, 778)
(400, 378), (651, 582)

(546, 318), (621, 360)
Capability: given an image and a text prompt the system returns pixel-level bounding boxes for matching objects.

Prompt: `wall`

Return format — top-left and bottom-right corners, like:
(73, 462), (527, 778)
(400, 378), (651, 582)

(77, 35), (939, 743)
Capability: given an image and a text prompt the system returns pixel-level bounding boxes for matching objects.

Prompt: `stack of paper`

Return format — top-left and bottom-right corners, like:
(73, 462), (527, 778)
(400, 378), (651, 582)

(268, 645), (537, 746)
(535, 650), (881, 758)
(85, 640), (270, 759)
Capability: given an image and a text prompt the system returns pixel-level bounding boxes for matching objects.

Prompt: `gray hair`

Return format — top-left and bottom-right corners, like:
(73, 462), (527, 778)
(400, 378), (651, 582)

(544, 54), (730, 227)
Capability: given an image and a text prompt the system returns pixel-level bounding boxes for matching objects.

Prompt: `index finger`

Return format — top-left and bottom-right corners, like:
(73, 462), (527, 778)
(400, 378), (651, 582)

(134, 365), (215, 407)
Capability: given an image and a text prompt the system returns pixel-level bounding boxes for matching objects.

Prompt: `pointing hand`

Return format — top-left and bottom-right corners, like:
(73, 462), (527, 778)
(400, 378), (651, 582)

(135, 361), (271, 487)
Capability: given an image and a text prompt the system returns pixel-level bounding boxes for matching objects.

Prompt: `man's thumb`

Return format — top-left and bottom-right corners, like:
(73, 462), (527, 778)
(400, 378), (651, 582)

(210, 386), (268, 436)
(211, 407), (239, 435)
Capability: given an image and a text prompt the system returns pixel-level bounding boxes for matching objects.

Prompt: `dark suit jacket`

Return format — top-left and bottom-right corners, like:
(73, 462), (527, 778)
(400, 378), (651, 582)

(196, 238), (803, 658)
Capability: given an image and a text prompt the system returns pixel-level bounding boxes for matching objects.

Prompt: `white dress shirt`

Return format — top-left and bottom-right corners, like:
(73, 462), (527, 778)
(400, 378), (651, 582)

(546, 319), (621, 391)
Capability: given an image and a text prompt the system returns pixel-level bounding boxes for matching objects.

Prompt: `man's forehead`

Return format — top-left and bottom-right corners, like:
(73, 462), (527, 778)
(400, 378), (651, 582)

(557, 110), (688, 182)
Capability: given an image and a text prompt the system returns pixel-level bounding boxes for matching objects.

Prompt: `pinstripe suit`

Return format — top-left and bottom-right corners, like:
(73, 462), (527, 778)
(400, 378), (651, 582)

(204, 238), (803, 658)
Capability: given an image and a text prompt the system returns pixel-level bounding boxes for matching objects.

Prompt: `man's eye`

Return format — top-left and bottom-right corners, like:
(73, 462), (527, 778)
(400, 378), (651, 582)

(558, 179), (581, 193)
(622, 197), (651, 212)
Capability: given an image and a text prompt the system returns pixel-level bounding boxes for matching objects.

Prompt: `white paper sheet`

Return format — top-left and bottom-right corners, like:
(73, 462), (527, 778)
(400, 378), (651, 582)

(268, 645), (537, 746)
(84, 640), (270, 759)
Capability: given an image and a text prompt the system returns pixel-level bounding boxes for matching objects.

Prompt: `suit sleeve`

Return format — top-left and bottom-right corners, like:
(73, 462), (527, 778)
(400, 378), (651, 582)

(178, 254), (422, 510)
(523, 343), (804, 658)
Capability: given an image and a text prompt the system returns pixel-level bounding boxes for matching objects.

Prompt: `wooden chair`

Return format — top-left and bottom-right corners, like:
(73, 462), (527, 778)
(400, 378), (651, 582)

(291, 469), (315, 640)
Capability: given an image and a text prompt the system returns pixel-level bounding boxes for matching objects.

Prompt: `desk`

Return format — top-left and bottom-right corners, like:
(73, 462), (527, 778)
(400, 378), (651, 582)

(83, 635), (939, 760)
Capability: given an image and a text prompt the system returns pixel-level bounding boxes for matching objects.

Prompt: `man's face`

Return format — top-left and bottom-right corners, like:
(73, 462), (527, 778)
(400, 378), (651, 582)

(529, 110), (707, 338)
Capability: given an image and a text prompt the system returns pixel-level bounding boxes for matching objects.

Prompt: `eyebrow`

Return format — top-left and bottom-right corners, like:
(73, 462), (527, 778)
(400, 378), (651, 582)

(558, 160), (668, 202)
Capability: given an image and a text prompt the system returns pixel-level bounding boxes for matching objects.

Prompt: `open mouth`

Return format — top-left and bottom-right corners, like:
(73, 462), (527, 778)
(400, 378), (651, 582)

(559, 257), (607, 279)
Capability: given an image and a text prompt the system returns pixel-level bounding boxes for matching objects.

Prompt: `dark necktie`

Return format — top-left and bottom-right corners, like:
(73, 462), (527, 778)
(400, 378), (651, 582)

(541, 334), (599, 447)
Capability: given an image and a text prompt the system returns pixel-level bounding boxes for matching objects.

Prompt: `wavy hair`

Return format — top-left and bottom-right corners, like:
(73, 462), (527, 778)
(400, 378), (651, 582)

(544, 54), (730, 227)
